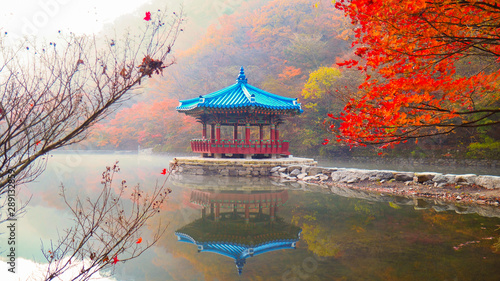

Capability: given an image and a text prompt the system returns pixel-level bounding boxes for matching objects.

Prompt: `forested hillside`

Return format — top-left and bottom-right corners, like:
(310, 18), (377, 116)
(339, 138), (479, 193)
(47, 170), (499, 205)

(83, 0), (499, 159)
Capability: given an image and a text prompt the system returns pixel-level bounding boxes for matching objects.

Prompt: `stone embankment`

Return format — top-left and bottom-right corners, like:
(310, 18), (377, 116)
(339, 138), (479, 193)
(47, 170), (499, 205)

(270, 165), (500, 206)
(271, 165), (500, 189)
(171, 157), (500, 206)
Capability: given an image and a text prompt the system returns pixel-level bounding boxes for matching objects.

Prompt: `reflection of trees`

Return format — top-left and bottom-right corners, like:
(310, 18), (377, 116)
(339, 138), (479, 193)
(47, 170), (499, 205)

(300, 223), (342, 258)
(39, 163), (173, 281)
(285, 190), (500, 280)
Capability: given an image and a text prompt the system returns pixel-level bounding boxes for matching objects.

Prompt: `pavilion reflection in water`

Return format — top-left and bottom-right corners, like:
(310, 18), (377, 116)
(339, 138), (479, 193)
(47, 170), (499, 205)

(175, 188), (301, 275)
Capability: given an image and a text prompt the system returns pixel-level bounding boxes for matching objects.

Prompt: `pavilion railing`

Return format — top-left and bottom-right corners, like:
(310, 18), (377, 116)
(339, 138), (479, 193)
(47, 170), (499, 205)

(190, 139), (290, 155)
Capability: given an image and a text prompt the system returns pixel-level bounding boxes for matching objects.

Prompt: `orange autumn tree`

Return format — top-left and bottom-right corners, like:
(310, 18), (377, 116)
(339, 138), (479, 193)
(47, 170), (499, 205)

(327, 0), (500, 147)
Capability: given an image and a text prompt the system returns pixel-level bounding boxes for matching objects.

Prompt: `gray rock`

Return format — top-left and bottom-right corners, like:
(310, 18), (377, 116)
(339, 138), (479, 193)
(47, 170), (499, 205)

(287, 165), (302, 173)
(318, 174), (329, 181)
(301, 165), (311, 174)
(330, 171), (344, 182)
(432, 174), (448, 183)
(371, 171), (394, 181)
(290, 169), (301, 177)
(415, 172), (437, 183)
(394, 172), (414, 182)
(278, 167), (287, 173)
(455, 174), (477, 185)
(297, 173), (308, 180)
(303, 175), (319, 181)
(322, 168), (338, 174)
(442, 174), (457, 183)
(475, 175), (500, 189)
(308, 167), (324, 176)
(270, 166), (281, 173)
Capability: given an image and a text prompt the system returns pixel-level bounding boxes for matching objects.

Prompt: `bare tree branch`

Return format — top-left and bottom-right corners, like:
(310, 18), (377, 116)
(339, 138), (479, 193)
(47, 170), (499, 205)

(0, 9), (184, 195)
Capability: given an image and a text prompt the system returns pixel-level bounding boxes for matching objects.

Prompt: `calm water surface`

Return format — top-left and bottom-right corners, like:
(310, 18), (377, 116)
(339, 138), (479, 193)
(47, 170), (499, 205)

(2, 153), (500, 281)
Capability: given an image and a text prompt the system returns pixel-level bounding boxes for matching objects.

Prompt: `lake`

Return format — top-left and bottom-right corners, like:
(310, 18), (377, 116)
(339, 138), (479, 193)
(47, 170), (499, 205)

(1, 153), (499, 281)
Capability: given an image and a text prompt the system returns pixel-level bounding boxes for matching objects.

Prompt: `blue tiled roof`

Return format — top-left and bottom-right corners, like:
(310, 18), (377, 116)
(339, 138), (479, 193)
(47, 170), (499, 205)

(175, 231), (301, 275)
(176, 67), (303, 113)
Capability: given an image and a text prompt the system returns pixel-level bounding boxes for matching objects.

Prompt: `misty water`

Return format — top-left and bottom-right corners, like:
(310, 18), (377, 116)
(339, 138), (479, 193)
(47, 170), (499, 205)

(4, 153), (500, 280)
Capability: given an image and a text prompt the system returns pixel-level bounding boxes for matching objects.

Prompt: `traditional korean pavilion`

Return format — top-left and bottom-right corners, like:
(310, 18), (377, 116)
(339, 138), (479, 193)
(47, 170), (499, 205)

(176, 67), (303, 159)
(175, 188), (301, 275)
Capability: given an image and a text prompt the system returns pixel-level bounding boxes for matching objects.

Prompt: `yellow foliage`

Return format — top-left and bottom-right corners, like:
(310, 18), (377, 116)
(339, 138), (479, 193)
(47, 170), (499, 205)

(301, 223), (342, 258)
(302, 66), (342, 100)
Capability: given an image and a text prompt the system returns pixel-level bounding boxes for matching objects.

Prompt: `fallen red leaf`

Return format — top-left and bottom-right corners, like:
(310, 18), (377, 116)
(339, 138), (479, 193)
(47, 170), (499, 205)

(144, 11), (151, 21)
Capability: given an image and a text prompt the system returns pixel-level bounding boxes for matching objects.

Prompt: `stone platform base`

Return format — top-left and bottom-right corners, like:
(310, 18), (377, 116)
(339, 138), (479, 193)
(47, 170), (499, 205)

(171, 157), (317, 177)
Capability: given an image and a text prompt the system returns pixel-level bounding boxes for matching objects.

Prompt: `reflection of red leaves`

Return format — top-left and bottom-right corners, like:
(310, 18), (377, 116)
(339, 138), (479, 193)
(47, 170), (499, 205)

(144, 11), (151, 21)
(36, 140), (41, 146)
(112, 256), (119, 265)
(322, 139), (329, 145)
(161, 168), (167, 175)
(136, 237), (143, 244)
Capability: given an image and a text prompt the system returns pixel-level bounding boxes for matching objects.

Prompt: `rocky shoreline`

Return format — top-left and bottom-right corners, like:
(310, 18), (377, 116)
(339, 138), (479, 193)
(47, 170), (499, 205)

(270, 165), (500, 207)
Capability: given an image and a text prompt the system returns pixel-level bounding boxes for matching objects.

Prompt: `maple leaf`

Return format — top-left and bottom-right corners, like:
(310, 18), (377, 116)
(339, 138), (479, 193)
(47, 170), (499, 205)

(112, 256), (119, 265)
(144, 11), (151, 21)
(330, 0), (500, 146)
(161, 168), (167, 175)
(136, 237), (143, 244)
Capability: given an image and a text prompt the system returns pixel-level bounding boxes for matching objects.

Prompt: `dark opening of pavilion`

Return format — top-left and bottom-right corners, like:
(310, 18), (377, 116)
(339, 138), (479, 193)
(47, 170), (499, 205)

(176, 67), (303, 159)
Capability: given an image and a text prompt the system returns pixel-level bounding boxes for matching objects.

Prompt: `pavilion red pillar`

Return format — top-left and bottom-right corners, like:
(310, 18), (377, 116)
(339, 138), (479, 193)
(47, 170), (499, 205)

(202, 123), (207, 139)
(215, 203), (220, 222)
(245, 123), (250, 142)
(270, 203), (275, 222)
(233, 124), (238, 140)
(210, 124), (215, 142)
(245, 203), (250, 224)
(259, 125), (264, 140)
(270, 124), (276, 157)
(275, 124), (279, 140)
(215, 124), (221, 140)
(215, 124), (222, 158)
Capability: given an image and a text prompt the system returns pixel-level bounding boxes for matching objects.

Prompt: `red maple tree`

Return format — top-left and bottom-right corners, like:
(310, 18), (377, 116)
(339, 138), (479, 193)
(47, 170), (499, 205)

(328, 0), (500, 147)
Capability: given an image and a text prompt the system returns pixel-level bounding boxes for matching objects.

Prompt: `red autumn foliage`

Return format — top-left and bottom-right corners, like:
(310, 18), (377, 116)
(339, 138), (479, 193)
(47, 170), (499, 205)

(328, 0), (500, 147)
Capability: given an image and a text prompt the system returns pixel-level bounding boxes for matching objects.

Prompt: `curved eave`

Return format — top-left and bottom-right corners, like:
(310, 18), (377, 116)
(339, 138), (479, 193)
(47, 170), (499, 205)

(176, 82), (303, 114)
(176, 103), (303, 114)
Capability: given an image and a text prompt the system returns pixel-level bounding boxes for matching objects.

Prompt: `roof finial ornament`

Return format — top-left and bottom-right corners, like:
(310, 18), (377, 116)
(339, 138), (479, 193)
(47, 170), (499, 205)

(236, 66), (247, 83)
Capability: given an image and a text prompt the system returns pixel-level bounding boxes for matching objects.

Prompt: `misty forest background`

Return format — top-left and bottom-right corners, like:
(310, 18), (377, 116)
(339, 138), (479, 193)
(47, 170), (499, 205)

(76, 0), (499, 160)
